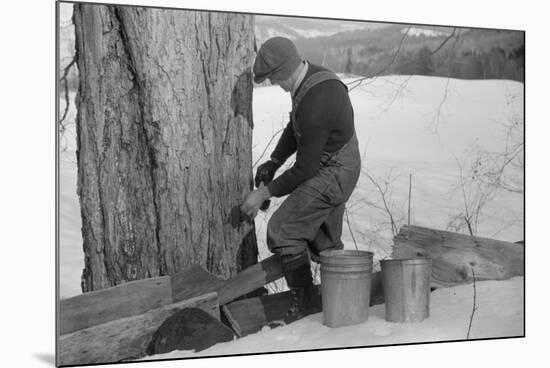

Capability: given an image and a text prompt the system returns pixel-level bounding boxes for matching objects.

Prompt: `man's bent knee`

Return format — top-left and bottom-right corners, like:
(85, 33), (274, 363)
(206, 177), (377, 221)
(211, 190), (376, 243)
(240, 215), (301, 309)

(266, 215), (306, 256)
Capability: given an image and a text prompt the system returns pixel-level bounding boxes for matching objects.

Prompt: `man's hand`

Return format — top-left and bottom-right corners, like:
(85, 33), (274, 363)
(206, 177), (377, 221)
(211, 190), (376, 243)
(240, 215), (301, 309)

(254, 160), (280, 188)
(240, 186), (271, 219)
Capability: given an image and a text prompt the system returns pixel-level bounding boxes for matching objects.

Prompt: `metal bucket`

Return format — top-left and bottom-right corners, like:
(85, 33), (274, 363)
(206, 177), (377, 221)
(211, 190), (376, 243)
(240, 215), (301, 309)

(320, 250), (373, 328)
(381, 258), (432, 322)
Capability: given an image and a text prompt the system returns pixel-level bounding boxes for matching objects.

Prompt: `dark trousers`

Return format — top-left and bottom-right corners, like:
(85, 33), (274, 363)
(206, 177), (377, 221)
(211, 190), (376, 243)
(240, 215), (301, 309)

(267, 134), (361, 287)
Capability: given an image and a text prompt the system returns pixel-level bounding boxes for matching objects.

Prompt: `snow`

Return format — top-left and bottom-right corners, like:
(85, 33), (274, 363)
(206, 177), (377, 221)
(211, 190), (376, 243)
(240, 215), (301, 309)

(58, 75), (524, 359)
(404, 27), (447, 37)
(59, 75), (524, 298)
(252, 76), (523, 267)
(141, 276), (523, 360)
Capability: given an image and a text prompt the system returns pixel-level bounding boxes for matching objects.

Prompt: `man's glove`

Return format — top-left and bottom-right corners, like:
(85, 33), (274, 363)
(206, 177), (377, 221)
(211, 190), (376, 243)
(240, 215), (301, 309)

(254, 160), (280, 188)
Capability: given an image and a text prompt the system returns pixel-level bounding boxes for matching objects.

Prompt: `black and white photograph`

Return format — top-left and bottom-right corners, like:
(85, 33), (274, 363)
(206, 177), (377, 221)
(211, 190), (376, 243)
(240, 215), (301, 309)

(55, 0), (528, 366)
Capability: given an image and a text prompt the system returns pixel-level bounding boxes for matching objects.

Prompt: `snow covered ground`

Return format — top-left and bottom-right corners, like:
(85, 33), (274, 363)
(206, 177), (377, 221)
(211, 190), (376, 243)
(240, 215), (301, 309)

(58, 74), (524, 358)
(59, 75), (524, 298)
(142, 276), (523, 360)
(252, 75), (524, 271)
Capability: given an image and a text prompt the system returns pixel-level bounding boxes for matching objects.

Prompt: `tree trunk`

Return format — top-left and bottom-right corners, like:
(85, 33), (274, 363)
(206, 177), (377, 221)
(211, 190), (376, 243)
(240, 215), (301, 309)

(73, 4), (257, 292)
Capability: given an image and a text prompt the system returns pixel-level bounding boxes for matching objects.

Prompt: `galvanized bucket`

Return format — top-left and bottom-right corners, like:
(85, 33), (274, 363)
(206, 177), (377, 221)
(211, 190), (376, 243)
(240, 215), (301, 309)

(320, 250), (373, 328)
(381, 258), (432, 322)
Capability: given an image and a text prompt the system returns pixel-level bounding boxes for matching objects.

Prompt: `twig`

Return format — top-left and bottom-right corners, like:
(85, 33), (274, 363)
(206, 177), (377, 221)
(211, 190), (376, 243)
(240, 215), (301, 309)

(59, 54), (77, 128)
(347, 26), (411, 92)
(252, 127), (284, 168)
(408, 173), (412, 225)
(345, 207), (359, 250)
(365, 171), (399, 237)
(429, 29), (462, 132)
(466, 269), (478, 339)
(430, 28), (457, 55)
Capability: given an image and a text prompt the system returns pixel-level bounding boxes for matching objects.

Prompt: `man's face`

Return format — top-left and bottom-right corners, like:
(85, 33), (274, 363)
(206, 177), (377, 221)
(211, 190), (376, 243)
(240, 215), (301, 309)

(269, 75), (293, 92)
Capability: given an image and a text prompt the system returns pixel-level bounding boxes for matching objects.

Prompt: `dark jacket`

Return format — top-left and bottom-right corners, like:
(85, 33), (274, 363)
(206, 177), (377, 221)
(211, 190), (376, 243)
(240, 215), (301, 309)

(267, 63), (355, 197)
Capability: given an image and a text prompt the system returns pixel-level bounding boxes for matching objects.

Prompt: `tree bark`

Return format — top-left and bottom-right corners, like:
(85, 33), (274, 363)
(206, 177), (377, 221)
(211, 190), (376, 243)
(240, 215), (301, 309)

(73, 4), (257, 292)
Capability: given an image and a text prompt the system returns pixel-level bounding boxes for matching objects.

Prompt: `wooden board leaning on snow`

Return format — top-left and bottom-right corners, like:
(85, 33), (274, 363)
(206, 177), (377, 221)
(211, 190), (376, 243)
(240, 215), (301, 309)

(60, 255), (284, 337)
(58, 292), (219, 366)
(222, 275), (385, 338)
(393, 225), (524, 288)
(171, 255), (283, 305)
(58, 256), (285, 365)
(59, 276), (172, 335)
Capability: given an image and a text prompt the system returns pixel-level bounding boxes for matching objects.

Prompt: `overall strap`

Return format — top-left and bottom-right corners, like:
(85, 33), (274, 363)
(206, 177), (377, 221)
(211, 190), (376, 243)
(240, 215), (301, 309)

(292, 70), (347, 112)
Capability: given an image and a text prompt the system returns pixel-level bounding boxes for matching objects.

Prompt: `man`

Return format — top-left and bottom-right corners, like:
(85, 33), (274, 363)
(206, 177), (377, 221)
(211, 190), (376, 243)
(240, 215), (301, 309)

(240, 37), (361, 314)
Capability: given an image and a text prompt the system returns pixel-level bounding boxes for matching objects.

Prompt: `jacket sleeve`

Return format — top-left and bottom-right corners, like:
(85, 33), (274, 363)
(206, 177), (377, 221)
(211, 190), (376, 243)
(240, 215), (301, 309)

(270, 121), (297, 165)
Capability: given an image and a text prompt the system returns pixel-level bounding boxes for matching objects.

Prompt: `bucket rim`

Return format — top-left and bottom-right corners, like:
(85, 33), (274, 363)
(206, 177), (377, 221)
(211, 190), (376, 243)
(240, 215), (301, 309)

(319, 250), (373, 266)
(380, 257), (432, 265)
(319, 249), (374, 258)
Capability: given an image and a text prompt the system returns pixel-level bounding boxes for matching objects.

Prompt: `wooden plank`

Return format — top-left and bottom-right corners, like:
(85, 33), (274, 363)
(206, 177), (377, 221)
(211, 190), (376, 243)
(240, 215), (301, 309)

(58, 292), (219, 366)
(222, 287), (319, 337)
(59, 276), (172, 335)
(217, 255), (284, 305)
(393, 225), (524, 288)
(171, 264), (225, 303)
(171, 257), (283, 306)
(222, 271), (384, 337)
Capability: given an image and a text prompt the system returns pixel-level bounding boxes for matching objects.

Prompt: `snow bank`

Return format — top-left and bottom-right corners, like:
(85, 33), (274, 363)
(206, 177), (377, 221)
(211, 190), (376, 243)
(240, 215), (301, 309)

(143, 276), (523, 360)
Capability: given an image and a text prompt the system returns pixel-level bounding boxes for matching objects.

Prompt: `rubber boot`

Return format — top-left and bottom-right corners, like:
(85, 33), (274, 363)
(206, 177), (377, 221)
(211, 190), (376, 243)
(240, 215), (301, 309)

(281, 252), (322, 321)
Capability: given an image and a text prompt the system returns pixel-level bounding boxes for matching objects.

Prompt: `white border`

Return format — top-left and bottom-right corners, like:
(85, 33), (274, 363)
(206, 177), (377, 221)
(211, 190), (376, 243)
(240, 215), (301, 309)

(2, 0), (547, 367)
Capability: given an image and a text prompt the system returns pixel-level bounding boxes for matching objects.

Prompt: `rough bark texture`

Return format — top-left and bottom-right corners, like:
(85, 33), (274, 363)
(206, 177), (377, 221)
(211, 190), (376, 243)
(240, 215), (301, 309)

(73, 4), (257, 292)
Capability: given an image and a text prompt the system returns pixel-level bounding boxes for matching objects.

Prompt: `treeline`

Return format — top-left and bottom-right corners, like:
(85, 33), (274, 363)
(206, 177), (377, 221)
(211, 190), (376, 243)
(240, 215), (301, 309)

(294, 25), (524, 82)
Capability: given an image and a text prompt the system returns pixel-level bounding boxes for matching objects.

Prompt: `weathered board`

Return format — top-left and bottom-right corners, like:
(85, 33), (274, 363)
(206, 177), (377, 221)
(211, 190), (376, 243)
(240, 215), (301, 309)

(222, 276), (385, 338)
(222, 286), (320, 337)
(58, 292), (219, 366)
(171, 264), (225, 303)
(59, 276), (172, 335)
(170, 256), (284, 306)
(217, 255), (284, 305)
(393, 225), (524, 287)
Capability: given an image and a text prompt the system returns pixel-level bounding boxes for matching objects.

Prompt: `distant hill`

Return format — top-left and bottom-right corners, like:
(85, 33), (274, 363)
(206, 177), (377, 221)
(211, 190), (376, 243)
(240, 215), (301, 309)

(254, 15), (388, 44)
(255, 16), (524, 82)
(291, 24), (524, 82)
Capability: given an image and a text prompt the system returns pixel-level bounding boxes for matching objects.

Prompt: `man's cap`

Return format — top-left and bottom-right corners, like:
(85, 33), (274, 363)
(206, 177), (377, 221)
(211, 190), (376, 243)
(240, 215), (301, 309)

(253, 37), (302, 84)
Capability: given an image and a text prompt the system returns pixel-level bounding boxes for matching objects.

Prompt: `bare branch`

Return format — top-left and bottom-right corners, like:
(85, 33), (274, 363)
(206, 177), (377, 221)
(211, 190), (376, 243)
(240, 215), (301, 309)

(364, 170), (399, 237)
(345, 207), (359, 250)
(431, 28), (457, 55)
(429, 29), (462, 132)
(466, 269), (478, 339)
(252, 127), (284, 168)
(59, 54), (77, 129)
(347, 26), (412, 92)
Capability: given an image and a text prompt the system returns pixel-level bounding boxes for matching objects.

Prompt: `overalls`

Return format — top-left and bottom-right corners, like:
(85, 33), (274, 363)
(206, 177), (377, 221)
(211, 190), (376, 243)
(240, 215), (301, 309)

(266, 71), (361, 263)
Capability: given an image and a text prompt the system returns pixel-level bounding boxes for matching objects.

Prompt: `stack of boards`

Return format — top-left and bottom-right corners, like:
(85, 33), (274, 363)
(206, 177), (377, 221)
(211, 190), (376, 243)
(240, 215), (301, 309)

(58, 225), (523, 366)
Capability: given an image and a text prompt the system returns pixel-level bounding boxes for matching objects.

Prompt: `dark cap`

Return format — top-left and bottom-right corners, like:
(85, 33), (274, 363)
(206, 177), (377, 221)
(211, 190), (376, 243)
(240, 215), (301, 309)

(253, 37), (302, 84)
